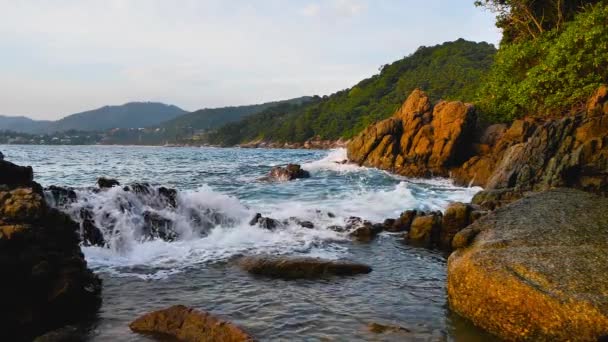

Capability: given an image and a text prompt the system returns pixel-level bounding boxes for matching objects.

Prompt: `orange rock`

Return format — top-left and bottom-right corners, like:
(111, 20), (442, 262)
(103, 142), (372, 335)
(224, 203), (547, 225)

(129, 305), (254, 342)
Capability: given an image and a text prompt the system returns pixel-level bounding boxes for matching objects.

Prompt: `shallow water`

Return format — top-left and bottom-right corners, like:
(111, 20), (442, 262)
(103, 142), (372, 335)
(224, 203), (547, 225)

(1, 145), (491, 341)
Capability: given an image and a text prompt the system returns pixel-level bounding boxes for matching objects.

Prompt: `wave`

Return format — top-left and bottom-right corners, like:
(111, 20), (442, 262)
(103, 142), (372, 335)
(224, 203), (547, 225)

(301, 148), (365, 173)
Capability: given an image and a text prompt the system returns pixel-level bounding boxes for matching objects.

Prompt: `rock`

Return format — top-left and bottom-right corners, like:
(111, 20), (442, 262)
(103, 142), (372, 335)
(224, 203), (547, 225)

(287, 217), (315, 229)
(248, 213), (281, 230)
(79, 208), (105, 247)
(45, 185), (78, 208)
(97, 177), (120, 189)
(448, 189), (608, 341)
(385, 209), (419, 232)
(439, 202), (474, 250)
(0, 159), (34, 188)
(129, 305), (254, 342)
(0, 151), (3, 160)
(407, 212), (442, 246)
(471, 188), (525, 210)
(267, 164), (310, 181)
(349, 222), (383, 242)
(347, 89), (477, 178)
(0, 173), (101, 340)
(239, 255), (372, 279)
(368, 322), (411, 334)
(142, 211), (177, 241)
(349, 86), (608, 195)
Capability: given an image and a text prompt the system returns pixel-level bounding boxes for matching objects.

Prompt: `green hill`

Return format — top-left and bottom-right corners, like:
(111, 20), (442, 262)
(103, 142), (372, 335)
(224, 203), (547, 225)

(161, 97), (312, 141)
(207, 39), (496, 145)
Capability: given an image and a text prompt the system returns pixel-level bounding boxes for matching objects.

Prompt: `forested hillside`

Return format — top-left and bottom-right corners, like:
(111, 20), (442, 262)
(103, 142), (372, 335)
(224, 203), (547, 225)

(161, 97), (311, 140)
(207, 39), (496, 145)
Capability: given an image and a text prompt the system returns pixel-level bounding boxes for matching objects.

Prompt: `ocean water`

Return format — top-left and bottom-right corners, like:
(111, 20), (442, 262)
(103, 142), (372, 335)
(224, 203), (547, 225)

(1, 145), (491, 341)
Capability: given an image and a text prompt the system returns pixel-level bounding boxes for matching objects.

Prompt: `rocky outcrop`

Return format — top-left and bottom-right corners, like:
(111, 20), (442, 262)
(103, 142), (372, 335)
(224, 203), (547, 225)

(0, 161), (101, 341)
(240, 137), (349, 150)
(265, 164), (310, 181)
(448, 189), (608, 341)
(97, 177), (119, 189)
(348, 86), (608, 195)
(239, 255), (372, 279)
(348, 89), (477, 178)
(130, 305), (254, 342)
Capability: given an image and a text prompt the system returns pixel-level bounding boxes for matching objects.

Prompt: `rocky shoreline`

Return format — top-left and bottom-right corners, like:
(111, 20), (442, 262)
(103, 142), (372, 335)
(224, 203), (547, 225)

(346, 86), (608, 340)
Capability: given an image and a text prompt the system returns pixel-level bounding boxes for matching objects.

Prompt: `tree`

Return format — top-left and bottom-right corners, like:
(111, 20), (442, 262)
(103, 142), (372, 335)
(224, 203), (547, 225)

(475, 0), (603, 43)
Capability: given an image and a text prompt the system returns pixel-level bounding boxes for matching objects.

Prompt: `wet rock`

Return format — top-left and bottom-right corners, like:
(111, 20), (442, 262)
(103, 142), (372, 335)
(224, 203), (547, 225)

(386, 210), (419, 232)
(327, 225), (347, 233)
(129, 305), (254, 342)
(0, 151), (3, 160)
(248, 213), (281, 230)
(97, 177), (120, 189)
(239, 255), (372, 279)
(406, 212), (442, 246)
(368, 322), (411, 334)
(79, 208), (105, 247)
(439, 202), (474, 250)
(448, 189), (608, 341)
(0, 159), (34, 188)
(349, 222), (383, 242)
(45, 185), (78, 207)
(267, 164), (310, 181)
(0, 168), (101, 340)
(143, 211), (177, 242)
(158, 186), (178, 208)
(287, 217), (314, 229)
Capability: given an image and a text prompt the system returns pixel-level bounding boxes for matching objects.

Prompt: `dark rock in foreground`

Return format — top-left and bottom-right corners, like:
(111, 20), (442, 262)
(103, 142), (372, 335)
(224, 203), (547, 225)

(239, 255), (372, 279)
(448, 189), (608, 341)
(129, 305), (254, 342)
(265, 164), (310, 181)
(0, 165), (102, 340)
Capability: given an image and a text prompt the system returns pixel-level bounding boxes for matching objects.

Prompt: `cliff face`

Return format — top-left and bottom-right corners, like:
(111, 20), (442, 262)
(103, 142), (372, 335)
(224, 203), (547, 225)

(347, 86), (608, 194)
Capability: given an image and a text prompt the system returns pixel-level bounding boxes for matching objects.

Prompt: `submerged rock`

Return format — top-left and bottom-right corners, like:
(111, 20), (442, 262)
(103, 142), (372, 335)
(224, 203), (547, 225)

(368, 322), (411, 334)
(97, 177), (120, 189)
(0, 166), (101, 340)
(239, 255), (372, 279)
(129, 305), (254, 342)
(266, 164), (310, 181)
(448, 189), (608, 341)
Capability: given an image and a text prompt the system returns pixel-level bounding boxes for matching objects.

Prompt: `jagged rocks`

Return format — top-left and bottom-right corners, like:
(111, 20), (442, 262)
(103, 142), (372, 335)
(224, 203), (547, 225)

(0, 169), (101, 340)
(265, 164), (310, 181)
(347, 89), (477, 177)
(239, 255), (372, 279)
(97, 177), (120, 189)
(130, 305), (254, 342)
(448, 189), (608, 341)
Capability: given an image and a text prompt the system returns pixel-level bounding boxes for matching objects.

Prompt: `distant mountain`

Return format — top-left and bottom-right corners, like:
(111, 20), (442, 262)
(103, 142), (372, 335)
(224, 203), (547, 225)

(0, 115), (51, 134)
(160, 96), (312, 139)
(48, 102), (187, 132)
(0, 102), (187, 134)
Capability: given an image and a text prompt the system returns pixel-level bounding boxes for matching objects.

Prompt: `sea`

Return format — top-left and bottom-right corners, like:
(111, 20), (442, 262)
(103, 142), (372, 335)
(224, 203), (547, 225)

(1, 145), (492, 341)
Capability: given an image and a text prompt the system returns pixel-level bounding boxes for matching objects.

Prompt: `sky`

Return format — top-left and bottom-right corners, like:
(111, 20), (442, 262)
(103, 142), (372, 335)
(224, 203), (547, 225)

(0, 0), (500, 120)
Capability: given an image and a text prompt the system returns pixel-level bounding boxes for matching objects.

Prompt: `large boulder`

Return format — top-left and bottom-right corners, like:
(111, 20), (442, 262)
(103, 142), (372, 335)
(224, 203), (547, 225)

(347, 89), (477, 177)
(239, 255), (372, 279)
(448, 189), (608, 341)
(0, 181), (102, 340)
(130, 305), (254, 342)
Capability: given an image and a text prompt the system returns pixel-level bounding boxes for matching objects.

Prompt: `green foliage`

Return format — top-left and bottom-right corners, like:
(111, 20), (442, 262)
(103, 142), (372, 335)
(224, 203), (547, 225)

(475, 0), (602, 43)
(478, 3), (608, 121)
(208, 39), (496, 145)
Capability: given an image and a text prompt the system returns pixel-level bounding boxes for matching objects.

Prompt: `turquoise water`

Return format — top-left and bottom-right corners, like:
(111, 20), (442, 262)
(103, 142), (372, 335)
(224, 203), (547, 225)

(1, 145), (490, 341)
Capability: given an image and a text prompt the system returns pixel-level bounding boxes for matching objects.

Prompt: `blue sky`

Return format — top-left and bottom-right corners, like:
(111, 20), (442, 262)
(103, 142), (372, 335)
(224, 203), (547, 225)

(0, 0), (500, 119)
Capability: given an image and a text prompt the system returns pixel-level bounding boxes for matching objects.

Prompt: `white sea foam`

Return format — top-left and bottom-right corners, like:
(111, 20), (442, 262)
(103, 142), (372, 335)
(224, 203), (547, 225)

(49, 148), (482, 280)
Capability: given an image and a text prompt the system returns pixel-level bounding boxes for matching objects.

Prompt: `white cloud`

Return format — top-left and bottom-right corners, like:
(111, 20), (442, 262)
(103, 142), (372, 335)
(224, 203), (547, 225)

(333, 0), (366, 17)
